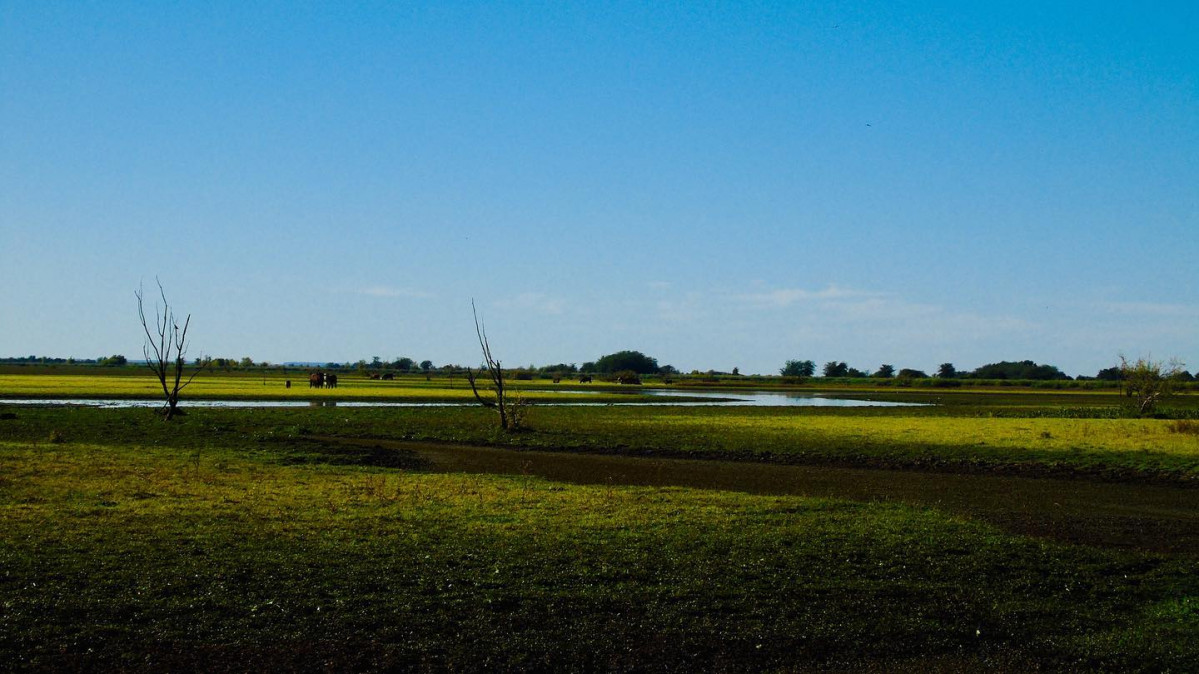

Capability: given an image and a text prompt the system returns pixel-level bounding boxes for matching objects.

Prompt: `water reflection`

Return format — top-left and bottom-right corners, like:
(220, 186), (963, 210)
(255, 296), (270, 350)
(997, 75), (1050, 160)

(641, 390), (920, 407)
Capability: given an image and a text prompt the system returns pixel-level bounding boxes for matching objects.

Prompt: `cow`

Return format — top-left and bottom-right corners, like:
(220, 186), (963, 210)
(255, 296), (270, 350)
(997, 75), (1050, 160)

(309, 372), (325, 388)
(285, 380), (291, 389)
(381, 372), (394, 380)
(579, 375), (593, 383)
(325, 373), (338, 389)
(368, 373), (381, 380)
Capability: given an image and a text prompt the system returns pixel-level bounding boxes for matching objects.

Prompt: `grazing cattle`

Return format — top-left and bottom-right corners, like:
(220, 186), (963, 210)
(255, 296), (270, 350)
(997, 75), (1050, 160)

(369, 373), (381, 380)
(553, 377), (561, 384)
(579, 375), (593, 383)
(381, 372), (394, 380)
(325, 374), (338, 389)
(285, 380), (291, 389)
(309, 372), (325, 388)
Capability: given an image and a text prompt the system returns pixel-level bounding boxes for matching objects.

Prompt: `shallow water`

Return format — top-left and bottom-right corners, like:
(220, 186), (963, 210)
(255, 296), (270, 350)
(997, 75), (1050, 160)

(0, 389), (922, 408)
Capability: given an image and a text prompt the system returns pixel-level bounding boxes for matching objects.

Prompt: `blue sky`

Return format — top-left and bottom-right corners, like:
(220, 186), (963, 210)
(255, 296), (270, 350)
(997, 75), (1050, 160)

(2, 1), (1195, 376)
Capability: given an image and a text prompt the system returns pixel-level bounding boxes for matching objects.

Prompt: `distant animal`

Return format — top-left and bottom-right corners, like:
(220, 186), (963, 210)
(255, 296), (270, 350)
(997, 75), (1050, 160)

(553, 377), (561, 384)
(309, 372), (324, 388)
(368, 373), (381, 380)
(285, 380), (291, 389)
(325, 374), (338, 389)
(381, 373), (394, 380)
(579, 375), (593, 383)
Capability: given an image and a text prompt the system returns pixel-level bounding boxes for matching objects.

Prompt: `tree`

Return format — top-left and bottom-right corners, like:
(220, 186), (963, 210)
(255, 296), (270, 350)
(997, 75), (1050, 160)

(136, 280), (208, 420)
(420, 360), (434, 372)
(969, 360), (1069, 381)
(537, 363), (578, 376)
(897, 368), (928, 379)
(822, 361), (849, 377)
(99, 354), (127, 367)
(1119, 356), (1184, 416)
(936, 363), (957, 379)
(873, 364), (895, 378)
(593, 350), (659, 374)
(780, 359), (815, 377)
(466, 300), (524, 431)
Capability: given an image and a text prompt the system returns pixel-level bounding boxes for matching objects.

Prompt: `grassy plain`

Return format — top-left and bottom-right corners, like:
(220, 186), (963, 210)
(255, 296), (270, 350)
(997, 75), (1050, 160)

(0, 371), (682, 404)
(1, 372), (1197, 670)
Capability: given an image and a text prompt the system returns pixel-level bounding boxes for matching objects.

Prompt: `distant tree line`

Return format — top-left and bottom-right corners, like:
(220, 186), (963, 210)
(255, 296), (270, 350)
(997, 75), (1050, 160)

(0, 355), (131, 366)
(776, 357), (1195, 382)
(6, 351), (1195, 385)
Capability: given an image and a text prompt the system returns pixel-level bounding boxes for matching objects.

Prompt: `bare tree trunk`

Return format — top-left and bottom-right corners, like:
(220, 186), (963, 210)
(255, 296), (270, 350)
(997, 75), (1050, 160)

(467, 300), (516, 430)
(137, 280), (208, 420)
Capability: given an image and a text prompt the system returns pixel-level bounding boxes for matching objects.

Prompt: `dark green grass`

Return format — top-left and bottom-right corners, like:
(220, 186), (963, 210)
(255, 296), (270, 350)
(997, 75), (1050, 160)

(1, 438), (1196, 672)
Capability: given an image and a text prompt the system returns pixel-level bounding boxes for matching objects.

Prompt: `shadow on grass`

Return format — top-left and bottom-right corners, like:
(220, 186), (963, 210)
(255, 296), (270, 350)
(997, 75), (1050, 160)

(326, 436), (1199, 557)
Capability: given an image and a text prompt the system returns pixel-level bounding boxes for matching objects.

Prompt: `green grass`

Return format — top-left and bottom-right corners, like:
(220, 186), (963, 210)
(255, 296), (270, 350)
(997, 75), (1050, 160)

(1, 436), (1196, 671)
(4, 404), (1198, 483)
(7, 367), (1198, 411)
(3, 379), (1198, 670)
(0, 372), (687, 404)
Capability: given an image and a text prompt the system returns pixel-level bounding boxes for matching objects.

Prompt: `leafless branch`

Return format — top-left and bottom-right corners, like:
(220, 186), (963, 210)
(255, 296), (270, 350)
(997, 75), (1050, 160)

(136, 279), (208, 419)
(468, 299), (523, 430)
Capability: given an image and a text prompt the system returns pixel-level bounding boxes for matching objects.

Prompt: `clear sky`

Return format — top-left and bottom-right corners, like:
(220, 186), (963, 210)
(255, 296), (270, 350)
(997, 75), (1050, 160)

(2, 1), (1196, 376)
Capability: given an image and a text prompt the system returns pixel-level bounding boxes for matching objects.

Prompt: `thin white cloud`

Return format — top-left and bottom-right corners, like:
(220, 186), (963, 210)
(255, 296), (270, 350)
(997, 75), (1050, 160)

(656, 293), (707, 323)
(358, 286), (434, 299)
(495, 292), (566, 315)
(1098, 301), (1199, 318)
(737, 284), (882, 308)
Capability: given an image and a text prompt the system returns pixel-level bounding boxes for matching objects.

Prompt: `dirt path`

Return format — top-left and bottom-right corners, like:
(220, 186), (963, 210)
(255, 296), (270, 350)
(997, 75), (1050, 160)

(326, 437), (1199, 556)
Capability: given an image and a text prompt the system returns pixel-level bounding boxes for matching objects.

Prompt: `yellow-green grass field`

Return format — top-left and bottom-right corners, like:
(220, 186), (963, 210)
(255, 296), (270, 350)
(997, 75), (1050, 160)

(3, 397), (1198, 481)
(0, 372), (670, 404)
(588, 410), (1199, 475)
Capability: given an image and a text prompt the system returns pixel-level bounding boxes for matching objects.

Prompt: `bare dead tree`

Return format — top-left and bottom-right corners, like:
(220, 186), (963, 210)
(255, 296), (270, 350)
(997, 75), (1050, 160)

(465, 300), (524, 430)
(136, 280), (209, 420)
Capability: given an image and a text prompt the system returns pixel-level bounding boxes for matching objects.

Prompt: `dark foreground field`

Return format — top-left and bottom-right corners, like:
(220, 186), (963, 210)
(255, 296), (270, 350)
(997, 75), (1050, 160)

(1, 401), (1197, 672)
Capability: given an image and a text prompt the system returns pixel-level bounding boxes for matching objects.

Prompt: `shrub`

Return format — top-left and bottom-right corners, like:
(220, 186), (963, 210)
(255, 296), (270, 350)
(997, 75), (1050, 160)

(1121, 356), (1185, 416)
(612, 370), (642, 385)
(1167, 419), (1199, 435)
